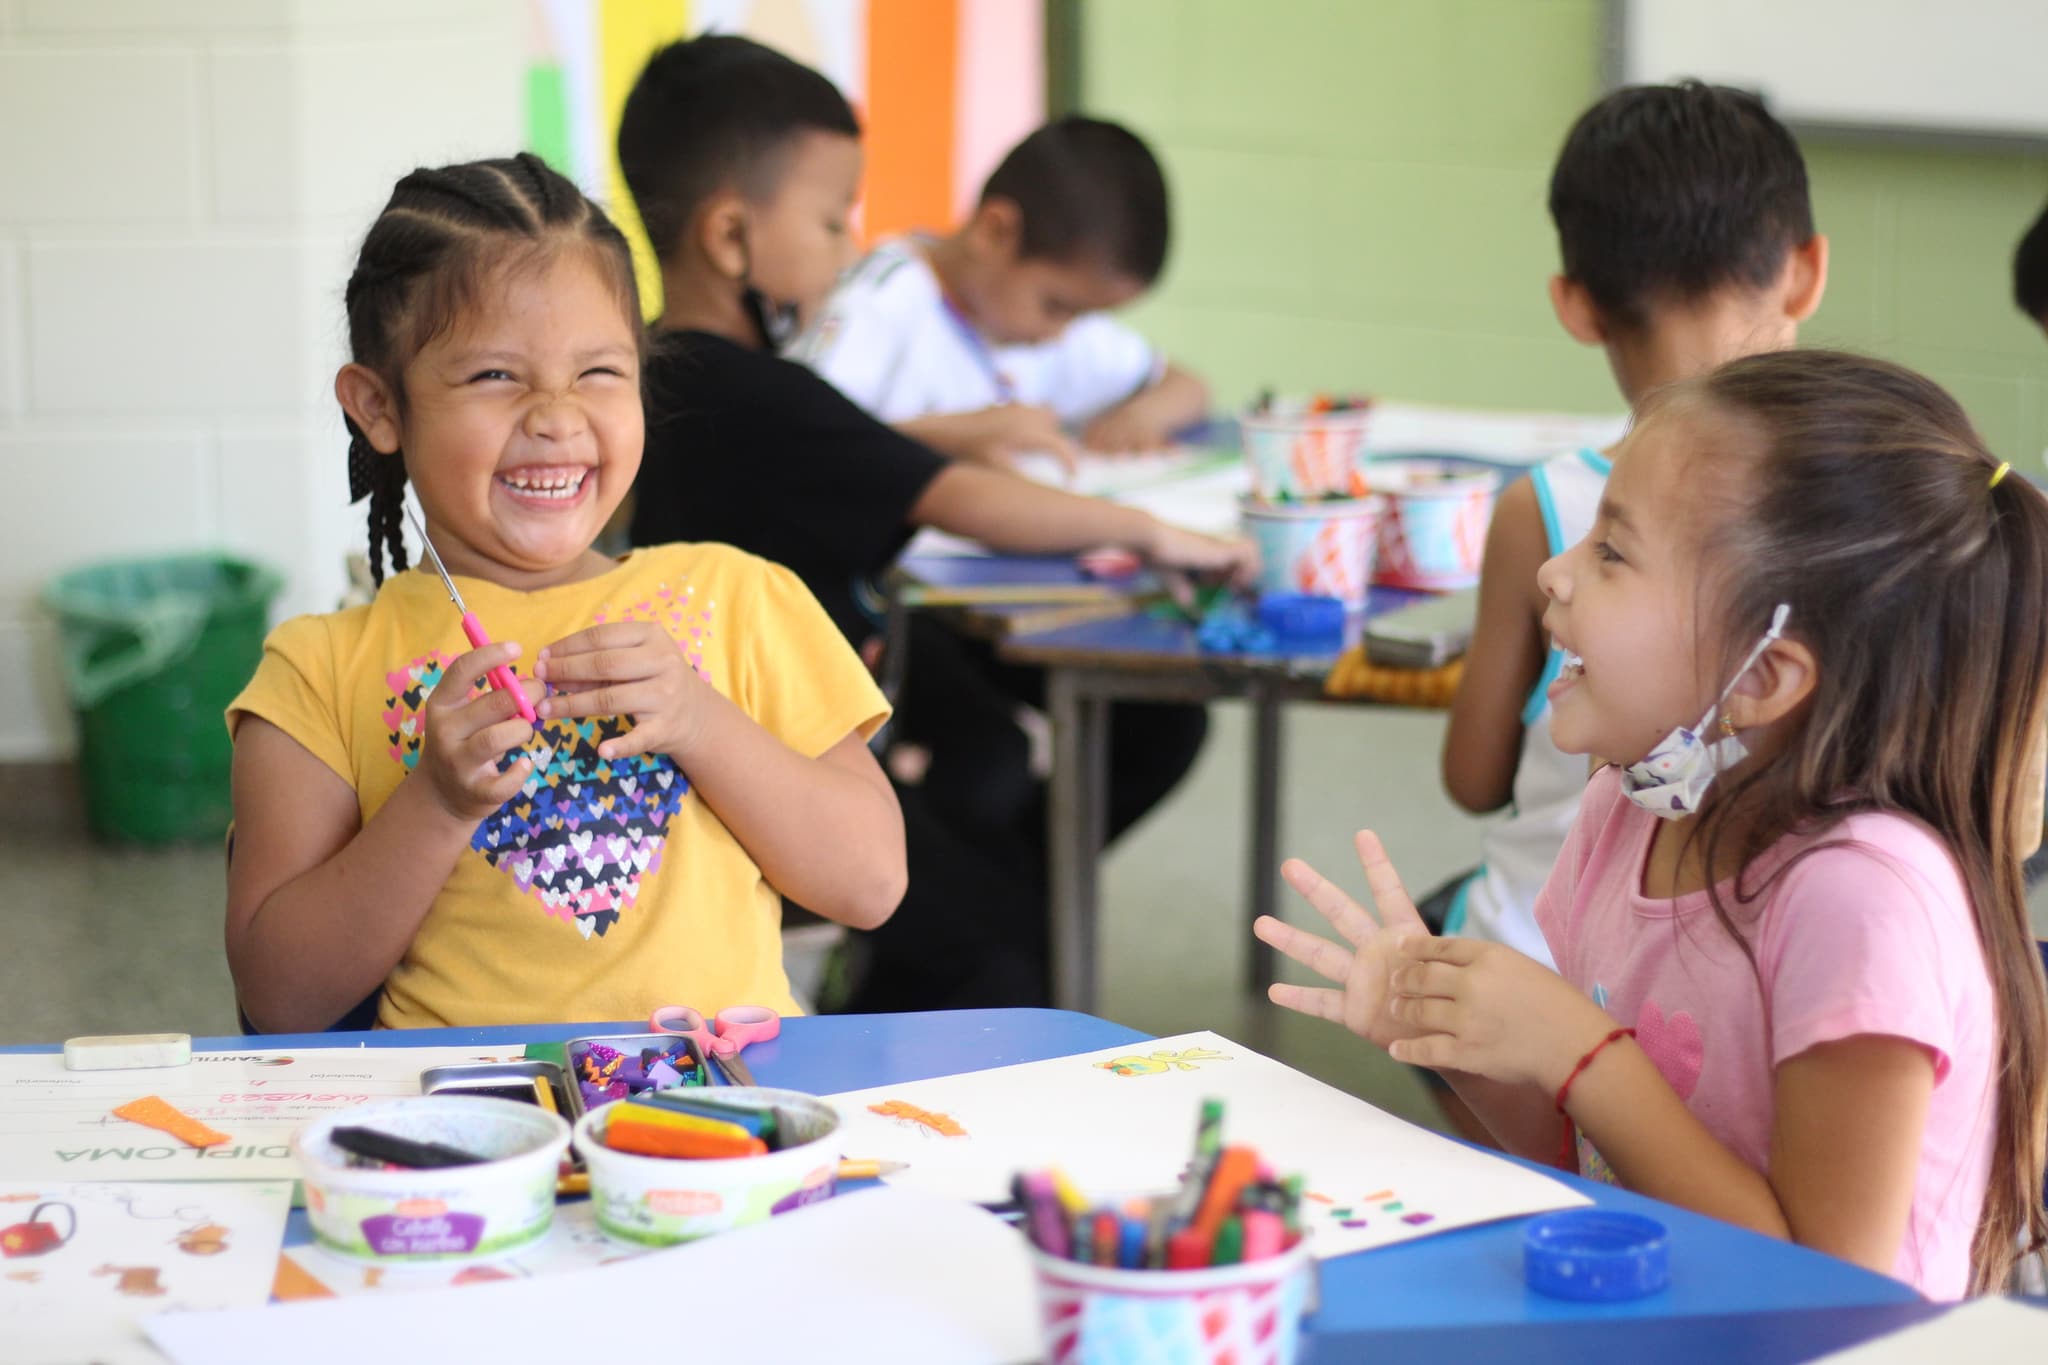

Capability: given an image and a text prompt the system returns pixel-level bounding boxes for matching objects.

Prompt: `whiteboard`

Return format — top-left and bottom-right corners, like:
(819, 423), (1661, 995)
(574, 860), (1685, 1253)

(1616, 0), (2048, 143)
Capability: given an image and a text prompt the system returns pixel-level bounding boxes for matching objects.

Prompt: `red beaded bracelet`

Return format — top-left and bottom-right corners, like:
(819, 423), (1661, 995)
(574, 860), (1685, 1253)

(1554, 1026), (1634, 1170)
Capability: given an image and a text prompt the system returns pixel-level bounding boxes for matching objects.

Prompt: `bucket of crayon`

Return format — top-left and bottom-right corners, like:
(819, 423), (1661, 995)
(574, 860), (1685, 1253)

(1239, 397), (1373, 501)
(571, 1087), (838, 1247)
(1240, 495), (1384, 610)
(1030, 1240), (1316, 1365)
(1362, 458), (1500, 591)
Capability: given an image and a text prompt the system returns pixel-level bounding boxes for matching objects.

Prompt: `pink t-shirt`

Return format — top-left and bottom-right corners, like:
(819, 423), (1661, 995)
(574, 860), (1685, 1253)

(1535, 767), (1996, 1299)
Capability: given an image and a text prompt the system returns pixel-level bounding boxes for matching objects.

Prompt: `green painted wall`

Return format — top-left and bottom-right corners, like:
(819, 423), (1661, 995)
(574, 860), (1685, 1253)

(1078, 0), (2048, 465)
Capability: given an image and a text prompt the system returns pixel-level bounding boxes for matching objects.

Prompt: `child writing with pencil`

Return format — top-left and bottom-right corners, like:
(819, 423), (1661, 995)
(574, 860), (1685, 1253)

(789, 116), (1207, 470)
(225, 154), (905, 1033)
(1259, 350), (2048, 1297)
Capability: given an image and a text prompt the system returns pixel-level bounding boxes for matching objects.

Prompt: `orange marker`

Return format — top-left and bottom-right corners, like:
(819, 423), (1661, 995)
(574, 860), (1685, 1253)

(1192, 1146), (1259, 1241)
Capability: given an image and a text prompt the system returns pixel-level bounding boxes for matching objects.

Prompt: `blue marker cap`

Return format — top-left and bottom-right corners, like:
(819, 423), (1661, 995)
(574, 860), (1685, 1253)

(1523, 1210), (1669, 1301)
(1256, 593), (1346, 651)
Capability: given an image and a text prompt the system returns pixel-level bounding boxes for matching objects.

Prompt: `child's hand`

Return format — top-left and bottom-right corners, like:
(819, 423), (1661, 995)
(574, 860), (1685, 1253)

(1081, 400), (1174, 455)
(418, 641), (537, 823)
(965, 403), (1081, 480)
(533, 622), (710, 762)
(1143, 518), (1260, 588)
(1252, 831), (1437, 1051)
(1384, 937), (1615, 1091)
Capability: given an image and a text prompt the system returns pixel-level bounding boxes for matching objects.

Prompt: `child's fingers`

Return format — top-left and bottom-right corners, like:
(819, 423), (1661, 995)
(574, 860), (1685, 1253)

(1387, 1034), (1465, 1071)
(474, 753), (533, 805)
(1389, 994), (1460, 1034)
(534, 642), (660, 688)
(1394, 936), (1480, 968)
(1267, 981), (1347, 1024)
(1253, 913), (1355, 985)
(430, 681), (530, 745)
(469, 716), (536, 764)
(539, 621), (657, 662)
(536, 682), (656, 723)
(1390, 958), (1464, 1000)
(1279, 857), (1380, 947)
(1353, 831), (1426, 932)
(430, 642), (523, 711)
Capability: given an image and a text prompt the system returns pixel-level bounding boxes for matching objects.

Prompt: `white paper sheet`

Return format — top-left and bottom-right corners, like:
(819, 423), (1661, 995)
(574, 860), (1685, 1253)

(0, 1046), (521, 1182)
(1810, 1296), (2048, 1359)
(826, 1030), (1588, 1259)
(147, 1187), (1041, 1365)
(0, 1180), (292, 1365)
(277, 1201), (646, 1297)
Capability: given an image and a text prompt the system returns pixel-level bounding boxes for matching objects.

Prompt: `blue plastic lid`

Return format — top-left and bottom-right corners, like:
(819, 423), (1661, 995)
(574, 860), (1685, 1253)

(1524, 1210), (1669, 1301)
(1256, 593), (1346, 650)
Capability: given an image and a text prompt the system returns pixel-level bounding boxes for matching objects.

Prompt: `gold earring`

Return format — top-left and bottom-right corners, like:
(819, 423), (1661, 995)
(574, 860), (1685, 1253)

(1719, 715), (1739, 738)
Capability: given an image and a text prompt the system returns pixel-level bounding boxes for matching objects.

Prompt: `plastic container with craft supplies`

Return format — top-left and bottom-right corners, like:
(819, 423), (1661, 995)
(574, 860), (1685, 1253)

(293, 1096), (571, 1264)
(1240, 495), (1385, 610)
(1239, 396), (1373, 501)
(563, 1031), (711, 1116)
(1362, 459), (1501, 591)
(1031, 1240), (1317, 1365)
(571, 1087), (839, 1247)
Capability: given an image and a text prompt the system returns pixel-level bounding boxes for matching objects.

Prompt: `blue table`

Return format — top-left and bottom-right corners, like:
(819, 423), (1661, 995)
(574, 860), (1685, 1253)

(6, 1009), (1930, 1360)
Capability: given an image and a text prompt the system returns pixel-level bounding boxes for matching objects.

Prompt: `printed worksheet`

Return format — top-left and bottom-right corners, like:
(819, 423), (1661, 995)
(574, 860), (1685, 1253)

(0, 1046), (519, 1182)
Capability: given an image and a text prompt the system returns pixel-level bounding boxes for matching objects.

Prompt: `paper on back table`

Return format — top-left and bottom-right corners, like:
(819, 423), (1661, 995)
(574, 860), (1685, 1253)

(147, 1186), (1040, 1365)
(826, 1030), (1588, 1259)
(0, 1045), (519, 1182)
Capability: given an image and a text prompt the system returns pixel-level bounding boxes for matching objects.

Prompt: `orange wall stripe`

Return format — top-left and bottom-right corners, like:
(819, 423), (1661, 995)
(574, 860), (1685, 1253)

(862, 0), (959, 242)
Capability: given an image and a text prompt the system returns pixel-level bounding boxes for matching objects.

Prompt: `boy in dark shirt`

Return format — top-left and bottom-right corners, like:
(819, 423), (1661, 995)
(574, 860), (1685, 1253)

(620, 35), (1253, 1010)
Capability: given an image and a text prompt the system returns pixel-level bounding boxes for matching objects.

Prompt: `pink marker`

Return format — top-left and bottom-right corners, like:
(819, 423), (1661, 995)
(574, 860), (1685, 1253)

(406, 507), (538, 725)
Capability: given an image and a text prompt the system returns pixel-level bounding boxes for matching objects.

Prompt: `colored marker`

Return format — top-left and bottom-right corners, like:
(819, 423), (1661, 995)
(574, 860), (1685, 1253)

(1048, 1166), (1090, 1221)
(1212, 1215), (1245, 1266)
(1166, 1227), (1210, 1270)
(1242, 1208), (1285, 1263)
(1193, 1146), (1259, 1241)
(406, 506), (538, 725)
(1092, 1210), (1120, 1268)
(1117, 1213), (1147, 1269)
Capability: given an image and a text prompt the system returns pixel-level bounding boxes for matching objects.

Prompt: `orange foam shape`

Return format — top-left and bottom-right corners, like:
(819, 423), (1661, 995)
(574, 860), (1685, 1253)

(111, 1095), (230, 1148)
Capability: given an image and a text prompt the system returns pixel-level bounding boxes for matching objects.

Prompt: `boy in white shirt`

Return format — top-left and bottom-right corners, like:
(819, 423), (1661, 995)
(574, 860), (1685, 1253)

(790, 116), (1208, 470)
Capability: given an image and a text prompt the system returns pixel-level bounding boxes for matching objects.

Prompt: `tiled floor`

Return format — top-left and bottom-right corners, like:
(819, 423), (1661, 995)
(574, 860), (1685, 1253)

(9, 703), (2047, 1139)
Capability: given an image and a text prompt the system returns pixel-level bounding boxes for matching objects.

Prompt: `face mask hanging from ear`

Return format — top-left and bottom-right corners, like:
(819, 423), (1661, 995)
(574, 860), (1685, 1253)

(732, 222), (801, 351)
(1620, 603), (1792, 819)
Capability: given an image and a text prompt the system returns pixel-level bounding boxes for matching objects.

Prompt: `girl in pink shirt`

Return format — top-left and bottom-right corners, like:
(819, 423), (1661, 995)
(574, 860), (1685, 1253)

(1258, 350), (2048, 1297)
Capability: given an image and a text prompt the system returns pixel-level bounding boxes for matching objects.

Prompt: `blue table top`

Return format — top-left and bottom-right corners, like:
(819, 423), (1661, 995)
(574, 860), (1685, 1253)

(6, 1008), (1921, 1353)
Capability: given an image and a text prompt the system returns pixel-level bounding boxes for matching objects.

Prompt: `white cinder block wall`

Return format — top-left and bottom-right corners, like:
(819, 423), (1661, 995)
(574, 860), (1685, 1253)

(0, 0), (524, 759)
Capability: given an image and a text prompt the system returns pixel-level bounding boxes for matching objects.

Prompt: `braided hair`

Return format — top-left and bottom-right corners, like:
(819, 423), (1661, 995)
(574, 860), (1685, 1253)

(340, 152), (642, 584)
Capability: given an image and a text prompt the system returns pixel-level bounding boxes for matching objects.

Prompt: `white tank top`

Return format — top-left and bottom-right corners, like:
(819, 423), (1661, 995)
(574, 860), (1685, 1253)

(1449, 448), (1611, 965)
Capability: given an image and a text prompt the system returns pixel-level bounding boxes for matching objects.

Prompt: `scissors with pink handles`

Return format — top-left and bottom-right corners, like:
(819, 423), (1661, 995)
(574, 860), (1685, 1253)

(646, 1004), (781, 1086)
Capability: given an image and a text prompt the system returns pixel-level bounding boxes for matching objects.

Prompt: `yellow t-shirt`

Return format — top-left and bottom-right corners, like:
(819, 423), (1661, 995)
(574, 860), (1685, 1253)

(228, 543), (889, 1029)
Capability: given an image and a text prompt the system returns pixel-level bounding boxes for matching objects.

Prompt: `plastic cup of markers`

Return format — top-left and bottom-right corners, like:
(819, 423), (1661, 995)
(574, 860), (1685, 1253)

(1030, 1239), (1316, 1365)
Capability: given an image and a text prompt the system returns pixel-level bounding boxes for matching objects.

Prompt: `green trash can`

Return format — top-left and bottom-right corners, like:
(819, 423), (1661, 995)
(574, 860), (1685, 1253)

(42, 553), (283, 844)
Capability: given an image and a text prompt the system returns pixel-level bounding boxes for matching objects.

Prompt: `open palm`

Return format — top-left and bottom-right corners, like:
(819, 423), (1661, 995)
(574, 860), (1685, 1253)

(1252, 830), (1434, 1050)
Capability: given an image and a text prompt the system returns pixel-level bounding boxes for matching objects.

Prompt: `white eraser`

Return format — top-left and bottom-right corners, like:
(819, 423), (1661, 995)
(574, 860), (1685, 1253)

(62, 1033), (193, 1071)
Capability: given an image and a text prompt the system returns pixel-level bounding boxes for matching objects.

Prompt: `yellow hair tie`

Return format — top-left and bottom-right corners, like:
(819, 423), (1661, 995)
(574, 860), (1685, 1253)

(1989, 461), (2012, 489)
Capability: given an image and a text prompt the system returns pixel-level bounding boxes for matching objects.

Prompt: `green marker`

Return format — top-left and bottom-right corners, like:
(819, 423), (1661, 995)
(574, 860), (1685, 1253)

(1195, 1098), (1226, 1162)
(1280, 1174), (1305, 1237)
(1212, 1214), (1245, 1266)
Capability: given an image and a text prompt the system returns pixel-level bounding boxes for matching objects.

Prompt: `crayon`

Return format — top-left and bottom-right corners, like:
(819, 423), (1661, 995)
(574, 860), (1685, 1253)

(834, 1159), (909, 1181)
(329, 1126), (482, 1169)
(530, 1077), (559, 1115)
(636, 1090), (779, 1141)
(603, 1117), (766, 1159)
(608, 1103), (753, 1143)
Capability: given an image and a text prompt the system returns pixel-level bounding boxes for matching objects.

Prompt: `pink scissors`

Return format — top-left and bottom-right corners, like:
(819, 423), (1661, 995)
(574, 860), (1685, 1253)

(647, 1005), (781, 1086)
